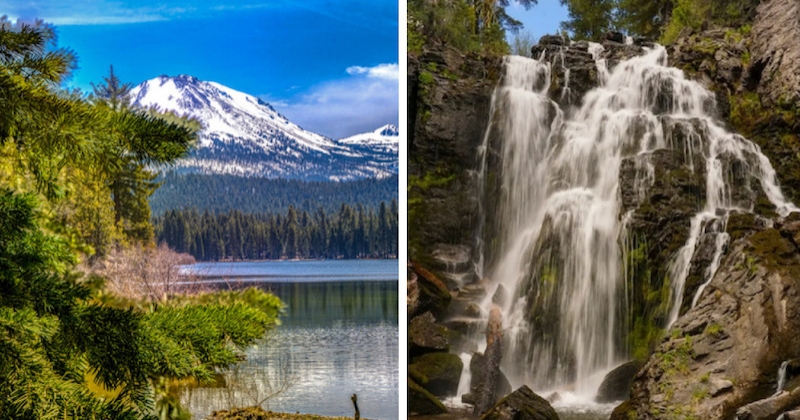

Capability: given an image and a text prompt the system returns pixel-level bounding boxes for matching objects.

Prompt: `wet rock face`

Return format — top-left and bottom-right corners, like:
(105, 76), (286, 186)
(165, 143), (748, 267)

(626, 221), (800, 419)
(408, 49), (498, 261)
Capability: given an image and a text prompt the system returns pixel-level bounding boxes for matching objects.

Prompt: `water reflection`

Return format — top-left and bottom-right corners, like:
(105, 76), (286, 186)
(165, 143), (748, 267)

(179, 279), (398, 419)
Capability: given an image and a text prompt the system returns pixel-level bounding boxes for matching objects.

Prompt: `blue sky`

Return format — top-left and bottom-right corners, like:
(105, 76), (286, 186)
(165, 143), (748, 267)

(2, 0), (399, 139)
(506, 0), (569, 44)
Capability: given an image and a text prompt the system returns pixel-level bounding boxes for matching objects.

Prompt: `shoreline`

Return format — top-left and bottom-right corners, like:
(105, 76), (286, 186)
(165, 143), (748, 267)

(206, 406), (362, 420)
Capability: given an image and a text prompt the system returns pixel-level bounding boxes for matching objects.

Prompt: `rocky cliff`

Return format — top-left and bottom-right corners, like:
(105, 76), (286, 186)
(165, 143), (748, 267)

(408, 0), (800, 417)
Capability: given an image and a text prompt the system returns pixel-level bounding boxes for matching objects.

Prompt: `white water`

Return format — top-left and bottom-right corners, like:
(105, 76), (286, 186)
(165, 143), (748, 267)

(776, 360), (790, 395)
(474, 43), (797, 406)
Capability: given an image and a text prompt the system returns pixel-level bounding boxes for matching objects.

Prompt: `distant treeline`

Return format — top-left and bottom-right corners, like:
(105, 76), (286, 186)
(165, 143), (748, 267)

(153, 201), (398, 261)
(149, 172), (399, 215)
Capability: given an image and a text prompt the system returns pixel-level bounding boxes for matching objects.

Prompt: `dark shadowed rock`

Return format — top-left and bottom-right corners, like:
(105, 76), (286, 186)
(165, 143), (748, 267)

(408, 49), (498, 262)
(605, 31), (625, 43)
(409, 312), (450, 357)
(479, 386), (559, 420)
(468, 352), (512, 405)
(409, 352), (464, 397)
(409, 377), (448, 415)
(596, 360), (644, 403)
(410, 262), (452, 319)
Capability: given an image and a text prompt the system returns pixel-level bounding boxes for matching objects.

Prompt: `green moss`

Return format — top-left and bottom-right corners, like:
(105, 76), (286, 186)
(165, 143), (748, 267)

(729, 92), (765, 136)
(726, 212), (756, 241)
(408, 352), (463, 386)
(747, 229), (796, 271)
(704, 322), (723, 337)
(443, 69), (459, 81)
(419, 70), (435, 87)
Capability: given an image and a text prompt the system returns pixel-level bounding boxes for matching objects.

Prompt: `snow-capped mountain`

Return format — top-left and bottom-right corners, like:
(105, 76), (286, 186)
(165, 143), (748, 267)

(339, 124), (399, 149)
(337, 124), (399, 172)
(129, 75), (398, 181)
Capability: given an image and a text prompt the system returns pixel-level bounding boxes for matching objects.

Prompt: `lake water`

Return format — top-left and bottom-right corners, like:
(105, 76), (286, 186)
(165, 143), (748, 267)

(177, 259), (399, 419)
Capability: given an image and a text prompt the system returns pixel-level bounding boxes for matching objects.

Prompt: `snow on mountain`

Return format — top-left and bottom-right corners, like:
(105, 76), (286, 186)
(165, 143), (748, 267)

(338, 124), (399, 150)
(129, 75), (398, 181)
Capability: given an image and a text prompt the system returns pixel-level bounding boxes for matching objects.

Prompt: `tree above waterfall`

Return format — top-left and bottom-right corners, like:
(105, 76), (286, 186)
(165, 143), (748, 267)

(408, 0), (537, 55)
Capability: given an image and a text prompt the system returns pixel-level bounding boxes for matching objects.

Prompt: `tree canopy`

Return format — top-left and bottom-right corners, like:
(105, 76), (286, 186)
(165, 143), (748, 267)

(0, 18), (282, 419)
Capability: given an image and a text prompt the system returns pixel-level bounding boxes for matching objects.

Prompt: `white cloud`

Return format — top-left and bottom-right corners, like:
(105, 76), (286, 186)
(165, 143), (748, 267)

(49, 14), (166, 26)
(275, 63), (399, 139)
(345, 63), (398, 80)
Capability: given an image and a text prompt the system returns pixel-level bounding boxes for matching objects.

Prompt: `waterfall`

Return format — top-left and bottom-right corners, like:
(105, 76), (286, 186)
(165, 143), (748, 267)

(776, 360), (790, 395)
(475, 43), (797, 397)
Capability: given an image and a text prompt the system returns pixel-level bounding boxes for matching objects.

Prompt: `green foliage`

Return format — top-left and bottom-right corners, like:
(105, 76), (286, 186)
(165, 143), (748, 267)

(660, 0), (755, 44)
(407, 0), (534, 56)
(0, 181), (283, 420)
(617, 0), (672, 39)
(560, 0), (618, 41)
(0, 18), (196, 257)
(0, 20), (281, 419)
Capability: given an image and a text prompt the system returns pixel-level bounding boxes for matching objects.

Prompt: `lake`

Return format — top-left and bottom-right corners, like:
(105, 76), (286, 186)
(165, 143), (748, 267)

(177, 259), (399, 419)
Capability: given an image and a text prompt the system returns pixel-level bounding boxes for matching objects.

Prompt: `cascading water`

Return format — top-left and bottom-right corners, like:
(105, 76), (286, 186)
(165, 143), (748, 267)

(473, 42), (797, 407)
(776, 360), (790, 395)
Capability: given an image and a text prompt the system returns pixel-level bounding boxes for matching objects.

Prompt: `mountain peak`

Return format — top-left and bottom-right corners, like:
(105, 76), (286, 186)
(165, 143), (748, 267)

(339, 123), (400, 148)
(128, 75), (398, 181)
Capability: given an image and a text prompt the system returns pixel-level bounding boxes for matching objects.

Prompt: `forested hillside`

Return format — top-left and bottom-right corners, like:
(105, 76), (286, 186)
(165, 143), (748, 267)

(150, 172), (398, 215)
(154, 201), (399, 261)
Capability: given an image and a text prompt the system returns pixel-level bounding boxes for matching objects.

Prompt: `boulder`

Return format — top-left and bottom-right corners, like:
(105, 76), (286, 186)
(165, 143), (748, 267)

(736, 386), (800, 420)
(609, 400), (634, 420)
(480, 386), (559, 420)
(409, 312), (450, 357)
(409, 262), (451, 319)
(409, 377), (448, 415)
(409, 352), (464, 397)
(595, 360), (644, 403)
(782, 408), (800, 420)
(466, 352), (512, 405)
(465, 302), (482, 317)
(473, 305), (505, 416)
(491, 284), (508, 307)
